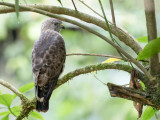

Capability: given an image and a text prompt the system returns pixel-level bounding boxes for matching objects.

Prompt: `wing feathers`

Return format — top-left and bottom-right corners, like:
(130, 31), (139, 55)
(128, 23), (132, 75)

(32, 30), (66, 112)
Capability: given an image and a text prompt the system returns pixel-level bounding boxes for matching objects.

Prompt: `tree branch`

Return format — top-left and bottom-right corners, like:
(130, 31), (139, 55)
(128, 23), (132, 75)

(66, 53), (121, 59)
(78, 0), (104, 19)
(0, 2), (152, 80)
(109, 0), (116, 25)
(56, 63), (147, 88)
(0, 79), (35, 119)
(1, 63), (145, 119)
(16, 98), (35, 120)
(107, 83), (155, 107)
(144, 0), (160, 76)
(0, 2), (142, 54)
(0, 79), (25, 100)
(71, 0), (77, 11)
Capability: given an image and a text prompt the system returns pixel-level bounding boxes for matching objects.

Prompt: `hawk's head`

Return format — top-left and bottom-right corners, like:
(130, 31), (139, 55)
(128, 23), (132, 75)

(41, 18), (64, 32)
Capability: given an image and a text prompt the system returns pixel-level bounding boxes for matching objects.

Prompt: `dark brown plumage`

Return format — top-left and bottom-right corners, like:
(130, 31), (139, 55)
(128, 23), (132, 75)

(32, 18), (66, 112)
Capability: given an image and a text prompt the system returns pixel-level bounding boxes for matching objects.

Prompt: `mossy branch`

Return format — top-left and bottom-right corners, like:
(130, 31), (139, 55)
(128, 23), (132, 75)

(16, 99), (36, 120)
(0, 63), (146, 119)
(0, 2), (142, 54)
(56, 63), (147, 88)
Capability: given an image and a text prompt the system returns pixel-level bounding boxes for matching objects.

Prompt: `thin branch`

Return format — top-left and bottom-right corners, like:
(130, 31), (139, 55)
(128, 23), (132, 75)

(0, 3), (142, 54)
(56, 63), (147, 88)
(107, 83), (154, 107)
(71, 0), (77, 11)
(0, 79), (25, 100)
(78, 0), (104, 19)
(98, 0), (125, 60)
(16, 98), (35, 120)
(109, 0), (116, 25)
(144, 0), (160, 76)
(98, 0), (114, 40)
(93, 73), (106, 85)
(66, 53), (121, 59)
(0, 79), (32, 119)
(0, 2), (152, 80)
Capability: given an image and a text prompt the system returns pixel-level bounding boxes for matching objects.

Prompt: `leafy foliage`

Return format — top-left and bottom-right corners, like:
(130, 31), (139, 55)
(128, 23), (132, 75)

(0, 112), (10, 117)
(1, 113), (9, 120)
(13, 82), (34, 98)
(141, 106), (157, 120)
(11, 106), (21, 116)
(0, 94), (14, 107)
(30, 111), (44, 120)
(137, 38), (160, 60)
(0, 82), (42, 119)
(136, 36), (148, 43)
(18, 82), (34, 93)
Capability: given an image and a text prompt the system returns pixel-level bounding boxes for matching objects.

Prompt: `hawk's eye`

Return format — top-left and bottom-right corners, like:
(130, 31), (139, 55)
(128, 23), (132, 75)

(54, 23), (58, 26)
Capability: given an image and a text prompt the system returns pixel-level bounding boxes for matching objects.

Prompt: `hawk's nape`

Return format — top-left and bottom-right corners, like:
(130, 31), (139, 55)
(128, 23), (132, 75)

(32, 18), (66, 112)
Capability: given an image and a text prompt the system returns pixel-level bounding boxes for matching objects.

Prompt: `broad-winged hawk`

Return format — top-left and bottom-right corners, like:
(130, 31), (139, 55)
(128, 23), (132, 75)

(32, 18), (66, 112)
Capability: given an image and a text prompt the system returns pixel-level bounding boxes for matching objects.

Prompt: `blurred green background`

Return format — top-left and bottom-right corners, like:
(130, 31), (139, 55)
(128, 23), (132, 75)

(0, 0), (160, 120)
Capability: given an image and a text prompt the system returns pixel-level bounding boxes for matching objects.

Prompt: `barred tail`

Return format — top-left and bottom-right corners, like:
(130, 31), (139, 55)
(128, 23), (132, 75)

(36, 86), (49, 112)
(35, 79), (58, 112)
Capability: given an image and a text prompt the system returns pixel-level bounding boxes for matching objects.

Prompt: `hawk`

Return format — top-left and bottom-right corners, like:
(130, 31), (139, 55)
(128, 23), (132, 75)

(32, 18), (66, 112)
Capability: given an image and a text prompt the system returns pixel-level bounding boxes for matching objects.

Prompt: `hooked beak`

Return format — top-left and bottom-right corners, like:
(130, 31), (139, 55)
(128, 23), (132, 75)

(60, 24), (65, 29)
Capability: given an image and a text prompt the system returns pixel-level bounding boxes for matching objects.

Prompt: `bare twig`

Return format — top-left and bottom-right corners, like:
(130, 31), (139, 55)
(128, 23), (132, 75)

(78, 0), (104, 19)
(98, 0), (114, 41)
(0, 79), (25, 100)
(92, 73), (106, 85)
(66, 53), (121, 59)
(98, 0), (126, 60)
(71, 0), (77, 11)
(109, 0), (116, 25)
(144, 0), (160, 76)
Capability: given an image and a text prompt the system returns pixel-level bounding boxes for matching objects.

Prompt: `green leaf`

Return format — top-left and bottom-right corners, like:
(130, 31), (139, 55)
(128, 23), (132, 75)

(1, 113), (9, 120)
(30, 111), (44, 120)
(142, 106), (157, 120)
(140, 81), (146, 90)
(137, 38), (160, 60)
(18, 82), (34, 93)
(137, 36), (148, 43)
(0, 94), (14, 107)
(0, 112), (10, 117)
(15, 0), (19, 19)
(11, 106), (21, 116)
(57, 0), (63, 6)
(13, 82), (34, 99)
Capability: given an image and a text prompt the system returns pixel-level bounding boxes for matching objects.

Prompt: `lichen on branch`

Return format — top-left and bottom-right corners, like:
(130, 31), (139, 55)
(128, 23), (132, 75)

(0, 63), (145, 119)
(56, 63), (147, 88)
